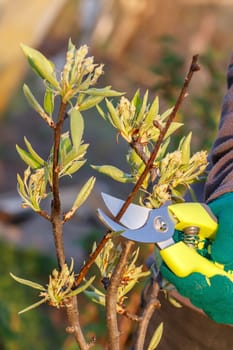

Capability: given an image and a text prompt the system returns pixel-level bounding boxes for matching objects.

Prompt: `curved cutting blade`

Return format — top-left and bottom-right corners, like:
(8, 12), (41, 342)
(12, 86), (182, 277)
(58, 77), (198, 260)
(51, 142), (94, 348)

(101, 192), (151, 229)
(97, 200), (175, 244)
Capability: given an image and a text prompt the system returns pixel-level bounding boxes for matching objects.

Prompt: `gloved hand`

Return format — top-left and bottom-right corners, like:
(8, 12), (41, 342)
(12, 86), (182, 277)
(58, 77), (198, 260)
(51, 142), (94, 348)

(161, 192), (233, 324)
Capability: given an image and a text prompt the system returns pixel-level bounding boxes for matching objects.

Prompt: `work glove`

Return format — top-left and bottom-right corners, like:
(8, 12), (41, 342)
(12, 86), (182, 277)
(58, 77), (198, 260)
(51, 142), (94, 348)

(161, 192), (233, 324)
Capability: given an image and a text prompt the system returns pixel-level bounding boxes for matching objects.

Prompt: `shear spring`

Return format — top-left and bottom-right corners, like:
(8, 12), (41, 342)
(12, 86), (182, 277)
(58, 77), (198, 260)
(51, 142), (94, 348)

(182, 226), (199, 248)
(182, 234), (198, 248)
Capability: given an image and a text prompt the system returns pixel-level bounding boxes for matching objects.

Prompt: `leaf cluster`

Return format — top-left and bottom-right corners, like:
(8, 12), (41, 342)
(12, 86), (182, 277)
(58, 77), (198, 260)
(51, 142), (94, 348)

(93, 91), (208, 206)
(85, 240), (150, 312)
(17, 41), (121, 216)
(10, 260), (95, 314)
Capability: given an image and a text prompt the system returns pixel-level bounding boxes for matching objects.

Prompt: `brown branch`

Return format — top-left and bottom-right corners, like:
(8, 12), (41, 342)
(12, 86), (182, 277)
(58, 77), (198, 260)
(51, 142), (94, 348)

(66, 296), (91, 350)
(130, 140), (158, 183)
(50, 101), (89, 348)
(106, 240), (135, 350)
(38, 209), (51, 221)
(135, 282), (161, 350)
(120, 307), (142, 322)
(51, 101), (67, 268)
(74, 232), (112, 287)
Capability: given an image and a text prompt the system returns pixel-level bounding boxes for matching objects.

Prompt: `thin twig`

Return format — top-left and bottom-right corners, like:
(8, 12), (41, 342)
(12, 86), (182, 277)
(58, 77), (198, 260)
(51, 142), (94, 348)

(120, 307), (142, 322)
(135, 282), (160, 350)
(51, 101), (67, 268)
(38, 210), (51, 221)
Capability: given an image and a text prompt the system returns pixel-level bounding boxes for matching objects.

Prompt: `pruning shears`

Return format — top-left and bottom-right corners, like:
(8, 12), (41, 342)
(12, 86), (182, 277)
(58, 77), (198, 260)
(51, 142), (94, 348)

(96, 193), (230, 279)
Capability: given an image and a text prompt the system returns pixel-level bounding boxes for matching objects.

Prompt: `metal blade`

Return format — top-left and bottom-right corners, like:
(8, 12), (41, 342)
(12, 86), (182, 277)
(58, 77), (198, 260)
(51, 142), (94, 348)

(101, 192), (151, 229)
(97, 204), (175, 244)
(97, 208), (126, 232)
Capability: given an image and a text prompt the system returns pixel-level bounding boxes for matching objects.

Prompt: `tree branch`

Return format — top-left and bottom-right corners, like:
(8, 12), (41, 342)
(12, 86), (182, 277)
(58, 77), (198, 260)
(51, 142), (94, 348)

(106, 240), (135, 350)
(134, 282), (160, 350)
(50, 100), (90, 349)
(51, 101), (67, 268)
(66, 296), (91, 350)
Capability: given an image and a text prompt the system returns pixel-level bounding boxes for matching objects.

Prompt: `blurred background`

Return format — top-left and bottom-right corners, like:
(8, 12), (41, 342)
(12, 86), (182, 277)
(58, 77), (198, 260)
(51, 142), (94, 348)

(0, 0), (233, 349)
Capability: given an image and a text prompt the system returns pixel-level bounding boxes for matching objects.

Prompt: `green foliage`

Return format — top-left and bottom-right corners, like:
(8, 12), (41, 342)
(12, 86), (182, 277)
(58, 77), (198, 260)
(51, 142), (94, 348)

(85, 241), (150, 312)
(93, 92), (207, 206)
(21, 44), (60, 89)
(11, 260), (95, 313)
(13, 39), (209, 349)
(91, 164), (136, 183)
(17, 40), (122, 215)
(97, 92), (181, 144)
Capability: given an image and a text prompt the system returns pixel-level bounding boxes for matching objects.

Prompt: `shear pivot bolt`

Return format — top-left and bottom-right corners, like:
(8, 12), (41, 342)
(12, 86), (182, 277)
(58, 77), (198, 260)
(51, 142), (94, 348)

(154, 216), (168, 233)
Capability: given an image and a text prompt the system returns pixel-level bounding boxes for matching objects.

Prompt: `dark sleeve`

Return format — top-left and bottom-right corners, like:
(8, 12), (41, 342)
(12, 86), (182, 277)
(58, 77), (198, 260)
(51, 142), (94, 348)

(204, 53), (233, 203)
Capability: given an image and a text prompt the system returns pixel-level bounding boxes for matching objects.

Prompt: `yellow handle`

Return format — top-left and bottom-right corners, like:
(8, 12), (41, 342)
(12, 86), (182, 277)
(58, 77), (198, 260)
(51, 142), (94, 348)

(160, 241), (233, 280)
(168, 203), (217, 239)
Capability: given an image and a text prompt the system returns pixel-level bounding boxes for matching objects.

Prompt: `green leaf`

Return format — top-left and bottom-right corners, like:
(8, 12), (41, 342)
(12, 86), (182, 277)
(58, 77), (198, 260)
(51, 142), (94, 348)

(18, 298), (48, 315)
(16, 144), (42, 169)
(44, 87), (55, 115)
(17, 173), (27, 198)
(23, 84), (45, 115)
(78, 96), (105, 111)
(69, 109), (84, 151)
(91, 165), (135, 183)
(160, 107), (173, 121)
(135, 90), (148, 125)
(59, 132), (72, 164)
(82, 86), (124, 97)
(132, 89), (140, 111)
(179, 132), (192, 163)
(96, 104), (107, 120)
(105, 99), (121, 129)
(60, 160), (86, 177)
(24, 137), (44, 166)
(63, 144), (88, 167)
(69, 276), (96, 297)
(71, 176), (96, 211)
(165, 122), (183, 139)
(10, 273), (45, 291)
(156, 137), (170, 161)
(21, 44), (60, 89)
(144, 96), (159, 127)
(148, 322), (164, 350)
(23, 84), (54, 127)
(84, 290), (106, 306)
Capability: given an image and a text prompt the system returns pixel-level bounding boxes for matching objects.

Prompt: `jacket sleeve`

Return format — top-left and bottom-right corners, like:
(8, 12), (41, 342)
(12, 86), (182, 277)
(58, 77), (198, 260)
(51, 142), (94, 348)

(204, 53), (233, 203)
